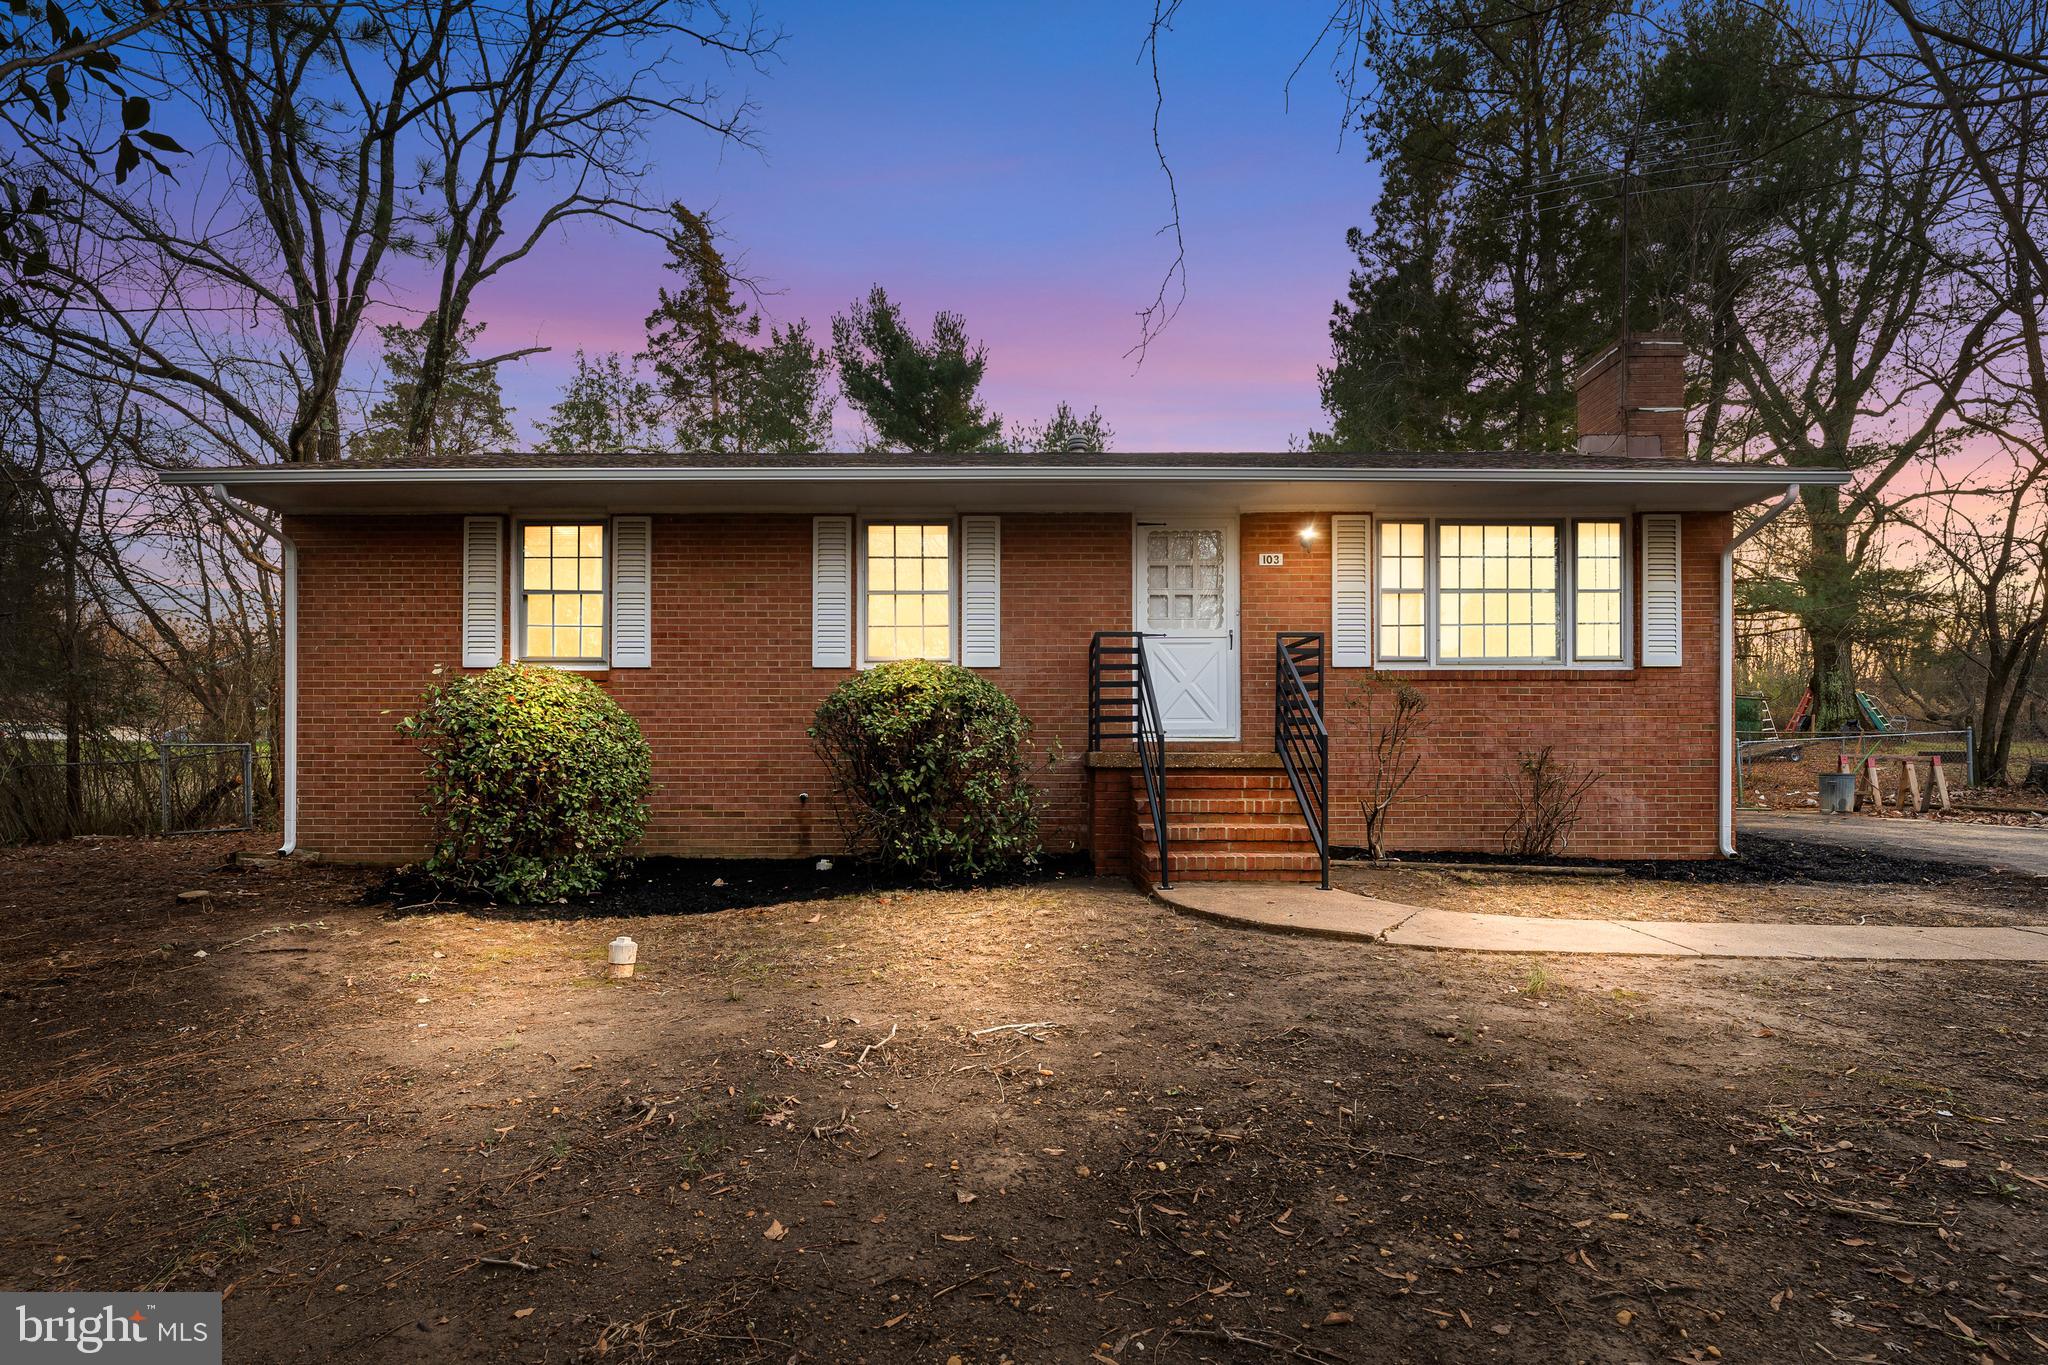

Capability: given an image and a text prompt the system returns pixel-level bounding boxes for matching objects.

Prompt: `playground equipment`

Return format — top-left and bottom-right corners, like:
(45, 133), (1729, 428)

(1784, 686), (1892, 734)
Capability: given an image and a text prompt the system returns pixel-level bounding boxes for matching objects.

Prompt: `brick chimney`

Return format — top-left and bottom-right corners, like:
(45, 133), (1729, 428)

(1573, 331), (1688, 458)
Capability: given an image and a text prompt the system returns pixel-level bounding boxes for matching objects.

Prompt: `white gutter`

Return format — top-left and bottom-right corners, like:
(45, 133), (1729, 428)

(162, 463), (1855, 490)
(277, 533), (298, 856)
(1720, 486), (1800, 855)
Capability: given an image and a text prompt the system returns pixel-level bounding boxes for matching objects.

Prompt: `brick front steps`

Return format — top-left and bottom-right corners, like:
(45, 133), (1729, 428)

(1129, 768), (1321, 887)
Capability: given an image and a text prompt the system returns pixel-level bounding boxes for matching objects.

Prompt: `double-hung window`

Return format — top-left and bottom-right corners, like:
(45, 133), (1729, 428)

(1572, 520), (1625, 661)
(1376, 521), (1427, 662)
(863, 521), (953, 662)
(519, 522), (606, 663)
(1374, 518), (1629, 667)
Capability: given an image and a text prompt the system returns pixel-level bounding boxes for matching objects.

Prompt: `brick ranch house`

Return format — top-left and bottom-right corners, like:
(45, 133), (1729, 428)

(169, 335), (1845, 886)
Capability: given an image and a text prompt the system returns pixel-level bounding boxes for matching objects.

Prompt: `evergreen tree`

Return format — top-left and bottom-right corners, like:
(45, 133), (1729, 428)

(641, 203), (836, 453)
(1314, 0), (1625, 451)
(831, 286), (1002, 452)
(350, 315), (516, 461)
(642, 204), (759, 452)
(536, 351), (660, 454)
(1010, 401), (1112, 453)
(734, 321), (836, 453)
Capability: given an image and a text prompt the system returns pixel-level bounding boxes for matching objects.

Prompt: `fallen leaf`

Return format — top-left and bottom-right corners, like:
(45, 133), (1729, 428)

(512, 1307), (534, 1320)
(763, 1220), (787, 1242)
(1323, 1311), (1354, 1326)
(940, 1233), (975, 1243)
(881, 1313), (906, 1328)
(955, 1189), (976, 1204)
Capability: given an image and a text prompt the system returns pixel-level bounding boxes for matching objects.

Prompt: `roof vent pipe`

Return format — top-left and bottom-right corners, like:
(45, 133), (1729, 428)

(1063, 434), (1094, 454)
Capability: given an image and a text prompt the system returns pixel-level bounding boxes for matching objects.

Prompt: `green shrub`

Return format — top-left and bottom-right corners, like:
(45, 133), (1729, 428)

(397, 663), (651, 902)
(809, 660), (1041, 880)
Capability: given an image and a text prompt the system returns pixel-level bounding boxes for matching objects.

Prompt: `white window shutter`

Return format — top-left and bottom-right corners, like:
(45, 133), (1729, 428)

(960, 515), (1001, 668)
(812, 515), (854, 668)
(1641, 514), (1683, 667)
(610, 515), (653, 668)
(461, 515), (503, 667)
(1330, 514), (1371, 667)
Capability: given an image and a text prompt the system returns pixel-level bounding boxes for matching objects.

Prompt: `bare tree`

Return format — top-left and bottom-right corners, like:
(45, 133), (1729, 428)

(1895, 465), (2048, 781)
(8, 0), (779, 464)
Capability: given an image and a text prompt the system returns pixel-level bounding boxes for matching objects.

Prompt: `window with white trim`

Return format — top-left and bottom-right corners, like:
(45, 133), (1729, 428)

(519, 522), (606, 662)
(1373, 517), (1631, 668)
(1377, 521), (1427, 661)
(863, 521), (952, 662)
(1438, 523), (1559, 663)
(1572, 519), (1625, 661)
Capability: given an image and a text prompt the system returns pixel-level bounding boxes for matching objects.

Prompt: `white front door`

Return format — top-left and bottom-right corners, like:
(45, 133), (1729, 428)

(1134, 518), (1239, 740)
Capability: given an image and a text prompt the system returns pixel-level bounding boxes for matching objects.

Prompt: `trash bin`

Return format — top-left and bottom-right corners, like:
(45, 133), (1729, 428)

(1818, 772), (1857, 813)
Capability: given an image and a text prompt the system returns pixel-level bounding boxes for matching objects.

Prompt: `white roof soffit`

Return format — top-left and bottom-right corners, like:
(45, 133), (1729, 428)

(165, 463), (1847, 516)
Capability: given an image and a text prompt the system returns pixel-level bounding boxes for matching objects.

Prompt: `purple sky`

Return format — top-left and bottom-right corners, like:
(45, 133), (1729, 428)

(471, 2), (1379, 450)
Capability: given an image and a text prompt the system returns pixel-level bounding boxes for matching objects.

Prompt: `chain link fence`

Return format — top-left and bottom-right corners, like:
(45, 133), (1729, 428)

(0, 739), (266, 844)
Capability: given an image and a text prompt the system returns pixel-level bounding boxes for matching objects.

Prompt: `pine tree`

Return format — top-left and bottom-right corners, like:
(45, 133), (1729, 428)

(831, 286), (1002, 452)
(641, 203), (836, 453)
(350, 315), (517, 461)
(536, 351), (660, 454)
(1313, 0), (1625, 451)
(1010, 401), (1112, 453)
(735, 321), (836, 453)
(642, 204), (760, 452)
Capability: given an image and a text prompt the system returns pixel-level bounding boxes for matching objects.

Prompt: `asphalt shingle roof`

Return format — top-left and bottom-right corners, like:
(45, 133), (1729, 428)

(330, 449), (1758, 473)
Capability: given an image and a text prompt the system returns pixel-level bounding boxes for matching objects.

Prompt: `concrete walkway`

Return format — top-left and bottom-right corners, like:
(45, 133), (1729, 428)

(1155, 882), (2048, 961)
(1743, 810), (2048, 876)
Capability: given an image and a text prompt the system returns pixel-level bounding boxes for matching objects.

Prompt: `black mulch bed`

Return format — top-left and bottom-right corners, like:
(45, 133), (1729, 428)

(373, 851), (1095, 919)
(1332, 831), (2006, 887)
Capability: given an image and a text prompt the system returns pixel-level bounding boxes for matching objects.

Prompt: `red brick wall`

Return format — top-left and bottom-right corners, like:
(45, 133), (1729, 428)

(286, 511), (1130, 863)
(1575, 332), (1689, 458)
(1235, 510), (1729, 859)
(287, 506), (1727, 865)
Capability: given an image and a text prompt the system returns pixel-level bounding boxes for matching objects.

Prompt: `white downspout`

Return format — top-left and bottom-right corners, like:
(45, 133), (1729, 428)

(278, 533), (299, 856)
(1720, 486), (1799, 855)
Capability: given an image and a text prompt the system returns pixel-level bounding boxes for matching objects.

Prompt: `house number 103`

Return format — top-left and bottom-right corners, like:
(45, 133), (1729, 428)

(1258, 552), (1284, 566)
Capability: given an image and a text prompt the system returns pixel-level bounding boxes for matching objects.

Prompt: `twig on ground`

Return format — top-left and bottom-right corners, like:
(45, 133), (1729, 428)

(971, 1021), (1061, 1038)
(475, 1253), (540, 1272)
(857, 1022), (897, 1066)
(1161, 1323), (1348, 1363)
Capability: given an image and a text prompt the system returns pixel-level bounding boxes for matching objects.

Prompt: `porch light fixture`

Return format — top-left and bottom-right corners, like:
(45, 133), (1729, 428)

(1299, 523), (1318, 547)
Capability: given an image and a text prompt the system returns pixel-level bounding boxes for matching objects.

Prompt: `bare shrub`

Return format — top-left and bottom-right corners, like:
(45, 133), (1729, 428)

(1352, 682), (1428, 859)
(1502, 747), (1599, 860)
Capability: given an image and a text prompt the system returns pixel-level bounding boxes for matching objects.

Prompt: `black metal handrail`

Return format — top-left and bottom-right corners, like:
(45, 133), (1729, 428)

(1089, 631), (1171, 889)
(1275, 632), (1330, 889)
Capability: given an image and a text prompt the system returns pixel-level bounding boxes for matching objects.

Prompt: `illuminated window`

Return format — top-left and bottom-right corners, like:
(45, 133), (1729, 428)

(1573, 520), (1625, 661)
(520, 523), (606, 662)
(1377, 521), (1427, 661)
(864, 522), (952, 661)
(1437, 523), (1559, 663)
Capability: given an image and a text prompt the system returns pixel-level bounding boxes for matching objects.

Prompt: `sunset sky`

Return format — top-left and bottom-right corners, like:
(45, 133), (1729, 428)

(467, 2), (1379, 450)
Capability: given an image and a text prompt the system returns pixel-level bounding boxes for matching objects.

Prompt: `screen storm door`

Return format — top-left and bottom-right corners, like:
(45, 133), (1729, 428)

(1134, 518), (1240, 740)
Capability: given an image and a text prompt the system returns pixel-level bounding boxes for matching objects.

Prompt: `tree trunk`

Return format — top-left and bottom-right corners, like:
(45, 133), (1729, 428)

(61, 546), (82, 837)
(1800, 486), (1860, 733)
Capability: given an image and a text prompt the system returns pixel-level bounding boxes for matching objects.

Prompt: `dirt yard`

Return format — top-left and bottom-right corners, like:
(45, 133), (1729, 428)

(5, 837), (2048, 1363)
(1338, 832), (2048, 927)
